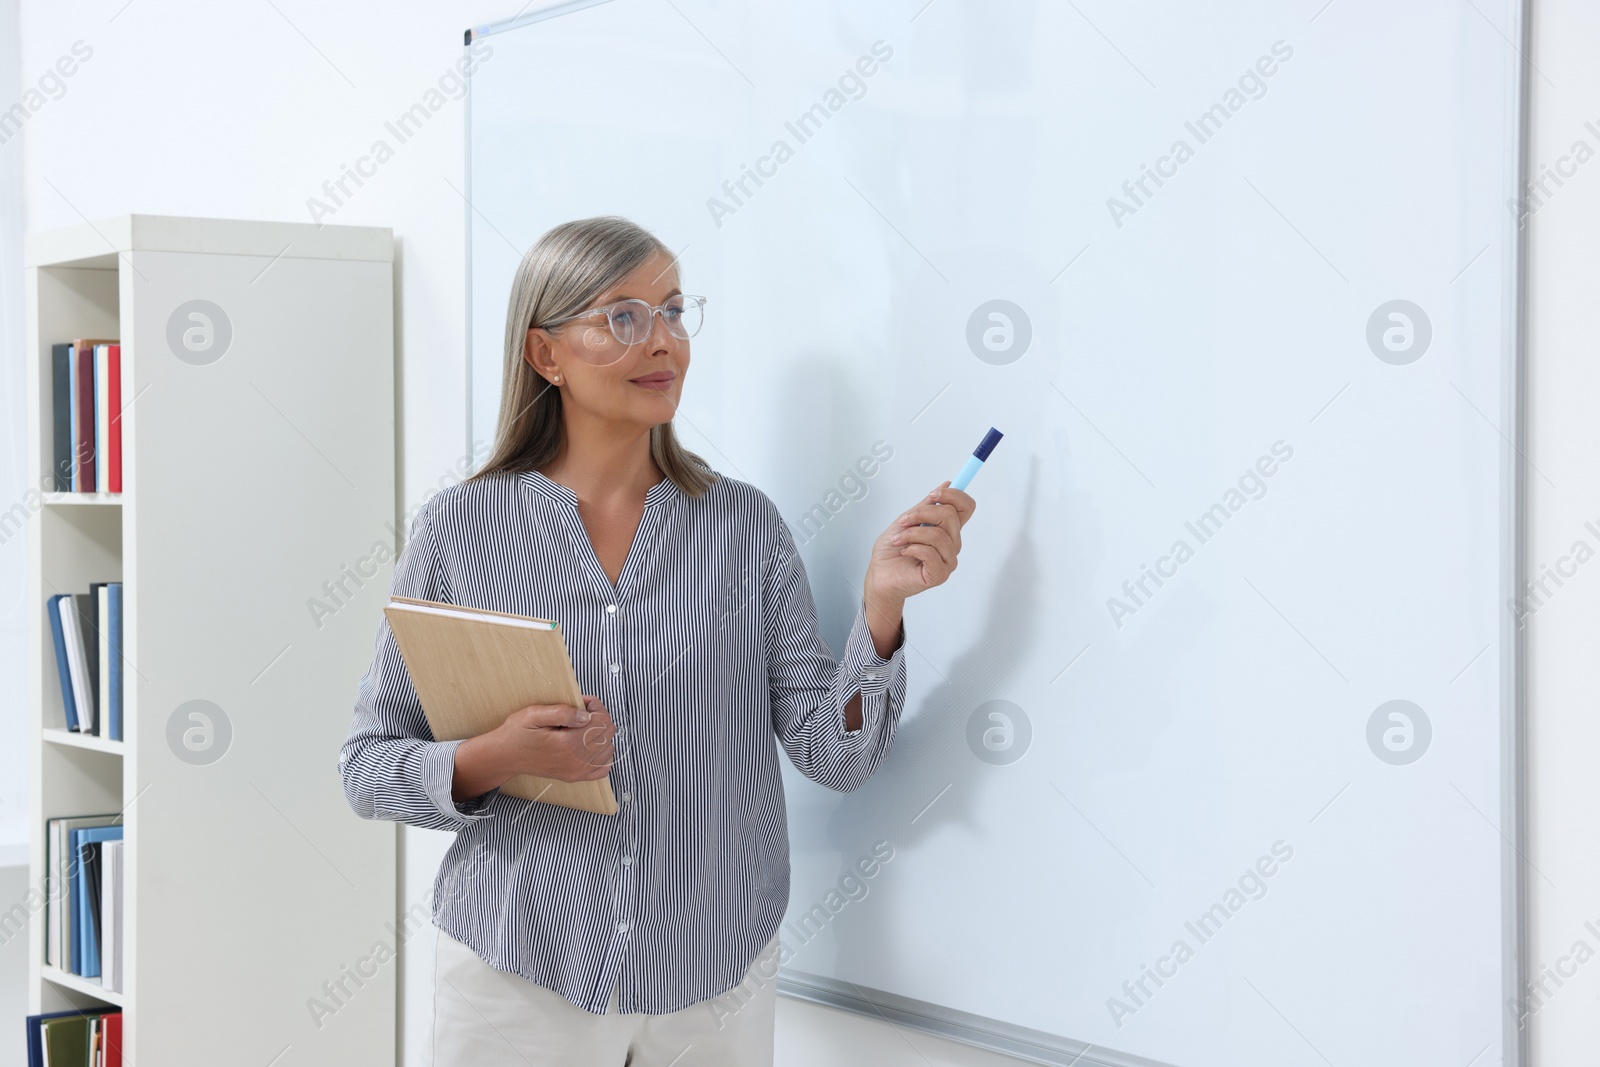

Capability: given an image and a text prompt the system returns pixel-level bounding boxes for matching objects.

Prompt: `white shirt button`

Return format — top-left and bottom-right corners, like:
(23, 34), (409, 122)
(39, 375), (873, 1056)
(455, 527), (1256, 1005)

(607, 604), (617, 614)
(621, 791), (631, 802)
(618, 922), (629, 933)
(610, 662), (620, 674)
(622, 855), (633, 866)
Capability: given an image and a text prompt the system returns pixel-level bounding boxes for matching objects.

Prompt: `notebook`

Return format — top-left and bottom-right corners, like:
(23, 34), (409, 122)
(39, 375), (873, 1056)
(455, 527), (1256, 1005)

(41, 1013), (89, 1067)
(383, 596), (618, 816)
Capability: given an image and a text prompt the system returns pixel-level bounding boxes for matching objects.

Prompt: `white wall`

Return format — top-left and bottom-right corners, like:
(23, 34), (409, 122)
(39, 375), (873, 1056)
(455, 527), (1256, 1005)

(1, 0), (27, 856)
(2, 17), (30, 1067)
(0, 856), (26, 1067)
(5, 1), (1595, 1065)
(1526, 0), (1600, 1061)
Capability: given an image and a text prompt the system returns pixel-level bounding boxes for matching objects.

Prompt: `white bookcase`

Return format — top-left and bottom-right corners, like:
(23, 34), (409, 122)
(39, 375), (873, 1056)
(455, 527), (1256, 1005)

(23, 216), (398, 1065)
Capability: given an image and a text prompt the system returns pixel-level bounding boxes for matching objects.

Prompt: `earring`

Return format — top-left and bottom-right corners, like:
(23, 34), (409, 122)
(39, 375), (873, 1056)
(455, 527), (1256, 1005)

(552, 375), (561, 384)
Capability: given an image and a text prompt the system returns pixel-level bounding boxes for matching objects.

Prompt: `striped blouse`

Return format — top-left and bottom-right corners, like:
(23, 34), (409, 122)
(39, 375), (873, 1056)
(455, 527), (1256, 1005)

(338, 467), (908, 1015)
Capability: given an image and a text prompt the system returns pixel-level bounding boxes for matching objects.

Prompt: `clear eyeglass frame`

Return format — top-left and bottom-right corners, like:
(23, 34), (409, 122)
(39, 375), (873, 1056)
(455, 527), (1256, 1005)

(537, 294), (706, 365)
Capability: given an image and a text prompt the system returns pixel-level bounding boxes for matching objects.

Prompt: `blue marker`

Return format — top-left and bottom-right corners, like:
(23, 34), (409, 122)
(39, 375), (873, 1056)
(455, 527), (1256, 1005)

(952, 427), (1003, 491)
(923, 428), (1002, 524)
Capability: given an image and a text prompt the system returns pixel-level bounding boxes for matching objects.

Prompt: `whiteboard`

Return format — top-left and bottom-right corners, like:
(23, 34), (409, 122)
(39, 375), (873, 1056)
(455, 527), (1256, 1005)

(464, 2), (1525, 1064)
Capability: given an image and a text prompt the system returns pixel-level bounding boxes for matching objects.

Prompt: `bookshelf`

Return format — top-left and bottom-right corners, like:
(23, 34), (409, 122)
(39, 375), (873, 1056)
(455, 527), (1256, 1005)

(24, 216), (398, 1065)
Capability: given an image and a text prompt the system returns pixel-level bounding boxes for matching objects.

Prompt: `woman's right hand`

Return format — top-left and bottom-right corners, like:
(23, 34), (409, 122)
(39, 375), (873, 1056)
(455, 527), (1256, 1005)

(451, 694), (615, 801)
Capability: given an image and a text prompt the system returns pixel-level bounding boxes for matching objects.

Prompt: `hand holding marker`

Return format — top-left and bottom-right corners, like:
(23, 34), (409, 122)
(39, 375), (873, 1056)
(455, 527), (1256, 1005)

(867, 427), (993, 616)
(924, 427), (1003, 525)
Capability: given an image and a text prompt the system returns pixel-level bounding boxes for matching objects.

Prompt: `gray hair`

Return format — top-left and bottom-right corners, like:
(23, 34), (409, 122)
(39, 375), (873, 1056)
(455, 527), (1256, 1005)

(469, 216), (715, 497)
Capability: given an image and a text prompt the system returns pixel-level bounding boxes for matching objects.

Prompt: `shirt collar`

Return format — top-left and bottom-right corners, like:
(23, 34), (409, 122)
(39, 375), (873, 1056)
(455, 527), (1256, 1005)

(518, 469), (682, 510)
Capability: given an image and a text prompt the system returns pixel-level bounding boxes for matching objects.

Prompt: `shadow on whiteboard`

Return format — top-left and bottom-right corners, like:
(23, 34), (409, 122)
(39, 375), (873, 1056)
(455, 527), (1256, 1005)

(821, 457), (1042, 969)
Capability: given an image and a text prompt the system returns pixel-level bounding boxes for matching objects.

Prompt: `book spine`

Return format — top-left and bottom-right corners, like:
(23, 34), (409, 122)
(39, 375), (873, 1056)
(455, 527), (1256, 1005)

(61, 825), (75, 971)
(96, 585), (110, 739)
(67, 344), (80, 491)
(69, 829), (82, 973)
(108, 584), (123, 741)
(51, 344), (73, 492)
(101, 841), (120, 994)
(47, 595), (80, 731)
(61, 595), (94, 734)
(86, 587), (103, 735)
(83, 841), (102, 977)
(107, 344), (122, 494)
(105, 1011), (122, 1067)
(45, 821), (60, 968)
(75, 838), (90, 974)
(75, 347), (96, 493)
(94, 346), (108, 493)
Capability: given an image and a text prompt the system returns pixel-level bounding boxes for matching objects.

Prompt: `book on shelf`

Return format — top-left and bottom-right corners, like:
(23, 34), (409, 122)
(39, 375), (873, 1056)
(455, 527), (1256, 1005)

(49, 346), (70, 491)
(50, 338), (121, 494)
(26, 1007), (122, 1067)
(105, 583), (123, 740)
(45, 815), (119, 975)
(51, 594), (97, 734)
(46, 596), (79, 732)
(46, 583), (123, 738)
(78, 833), (102, 977)
(72, 825), (122, 977)
(100, 839), (125, 994)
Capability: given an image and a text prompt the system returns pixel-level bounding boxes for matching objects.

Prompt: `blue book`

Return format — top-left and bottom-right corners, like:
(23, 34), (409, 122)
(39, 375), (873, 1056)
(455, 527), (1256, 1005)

(26, 1010), (82, 1067)
(70, 825), (122, 976)
(46, 595), (80, 731)
(107, 583), (123, 741)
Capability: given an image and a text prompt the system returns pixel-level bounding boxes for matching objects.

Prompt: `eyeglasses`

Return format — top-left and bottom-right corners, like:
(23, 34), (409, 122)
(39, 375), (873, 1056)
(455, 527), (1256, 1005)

(538, 294), (706, 364)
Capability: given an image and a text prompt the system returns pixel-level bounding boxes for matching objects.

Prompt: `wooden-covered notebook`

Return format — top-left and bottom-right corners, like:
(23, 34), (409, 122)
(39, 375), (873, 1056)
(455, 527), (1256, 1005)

(383, 595), (618, 816)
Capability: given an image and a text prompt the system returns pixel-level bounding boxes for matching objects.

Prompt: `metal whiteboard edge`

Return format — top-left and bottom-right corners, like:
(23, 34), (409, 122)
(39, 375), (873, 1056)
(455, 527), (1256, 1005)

(777, 970), (1177, 1067)
(1505, 0), (1532, 1064)
(463, 34), (475, 472)
(469, 0), (616, 41)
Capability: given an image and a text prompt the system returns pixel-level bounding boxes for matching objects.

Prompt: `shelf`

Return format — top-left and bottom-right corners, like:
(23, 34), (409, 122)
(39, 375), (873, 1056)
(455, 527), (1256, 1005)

(42, 493), (123, 506)
(41, 965), (124, 1007)
(26, 215), (398, 1064)
(42, 727), (123, 756)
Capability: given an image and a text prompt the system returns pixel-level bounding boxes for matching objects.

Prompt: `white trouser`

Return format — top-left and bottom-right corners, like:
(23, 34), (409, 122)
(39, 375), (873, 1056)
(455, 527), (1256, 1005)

(431, 927), (779, 1067)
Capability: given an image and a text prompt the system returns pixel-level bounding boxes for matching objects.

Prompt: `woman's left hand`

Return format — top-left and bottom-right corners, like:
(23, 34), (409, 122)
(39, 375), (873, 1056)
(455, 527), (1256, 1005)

(863, 482), (977, 607)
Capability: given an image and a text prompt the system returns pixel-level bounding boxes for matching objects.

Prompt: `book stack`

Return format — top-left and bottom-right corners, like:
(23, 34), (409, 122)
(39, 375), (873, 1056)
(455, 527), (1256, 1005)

(47, 583), (123, 740)
(50, 338), (122, 494)
(45, 815), (125, 994)
(25, 1007), (122, 1067)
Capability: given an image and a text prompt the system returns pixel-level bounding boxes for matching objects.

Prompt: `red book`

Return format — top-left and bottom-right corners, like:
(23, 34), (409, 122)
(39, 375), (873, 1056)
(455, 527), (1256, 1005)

(105, 344), (122, 493)
(103, 1012), (122, 1067)
(70, 338), (115, 493)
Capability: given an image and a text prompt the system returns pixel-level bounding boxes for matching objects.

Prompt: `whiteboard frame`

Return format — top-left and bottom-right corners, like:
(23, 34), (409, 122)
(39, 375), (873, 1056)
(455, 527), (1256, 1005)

(1507, 2), (1532, 1066)
(461, 3), (1532, 1062)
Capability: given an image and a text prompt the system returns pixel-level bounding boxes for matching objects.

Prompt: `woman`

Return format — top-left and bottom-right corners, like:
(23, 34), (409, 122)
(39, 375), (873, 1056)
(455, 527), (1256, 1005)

(340, 216), (974, 1066)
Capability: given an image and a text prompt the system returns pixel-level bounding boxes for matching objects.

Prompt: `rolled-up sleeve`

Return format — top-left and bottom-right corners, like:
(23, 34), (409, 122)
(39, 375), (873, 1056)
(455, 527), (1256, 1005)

(339, 503), (497, 830)
(765, 519), (908, 792)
